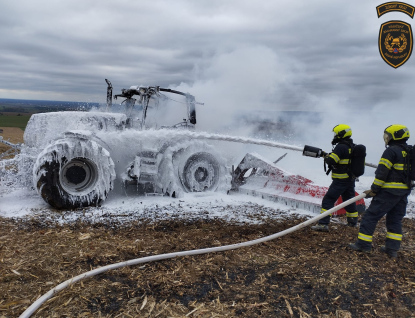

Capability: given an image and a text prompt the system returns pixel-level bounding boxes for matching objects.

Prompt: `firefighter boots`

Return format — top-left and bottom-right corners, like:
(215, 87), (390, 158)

(380, 246), (398, 258)
(311, 224), (329, 232)
(349, 242), (371, 253)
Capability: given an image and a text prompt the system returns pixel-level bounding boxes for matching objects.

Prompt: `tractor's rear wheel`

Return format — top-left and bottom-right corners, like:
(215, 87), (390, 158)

(59, 158), (98, 194)
(34, 138), (115, 209)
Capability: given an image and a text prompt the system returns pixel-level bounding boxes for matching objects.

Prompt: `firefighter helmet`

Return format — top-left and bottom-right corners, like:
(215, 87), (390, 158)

(384, 124), (410, 145)
(333, 124), (352, 139)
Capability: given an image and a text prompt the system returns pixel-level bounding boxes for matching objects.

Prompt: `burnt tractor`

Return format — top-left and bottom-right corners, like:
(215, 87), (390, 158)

(20, 80), (230, 209)
(1, 80), (371, 214)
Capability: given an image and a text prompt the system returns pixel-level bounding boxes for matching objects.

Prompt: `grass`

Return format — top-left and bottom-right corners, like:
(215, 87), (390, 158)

(0, 112), (32, 130)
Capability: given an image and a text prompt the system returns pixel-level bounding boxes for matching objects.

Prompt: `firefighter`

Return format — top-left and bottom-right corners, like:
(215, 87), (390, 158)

(311, 124), (359, 232)
(349, 124), (411, 258)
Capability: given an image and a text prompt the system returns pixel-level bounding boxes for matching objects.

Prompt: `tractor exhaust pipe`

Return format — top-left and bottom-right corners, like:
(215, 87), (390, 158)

(105, 79), (113, 111)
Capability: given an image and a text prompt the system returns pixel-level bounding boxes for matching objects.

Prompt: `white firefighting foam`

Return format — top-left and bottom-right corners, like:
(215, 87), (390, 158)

(1, 110), (415, 222)
(33, 137), (116, 206)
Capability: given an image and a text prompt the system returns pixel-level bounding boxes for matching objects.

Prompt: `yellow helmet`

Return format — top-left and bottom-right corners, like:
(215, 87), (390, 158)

(333, 124), (352, 139)
(384, 124), (410, 145)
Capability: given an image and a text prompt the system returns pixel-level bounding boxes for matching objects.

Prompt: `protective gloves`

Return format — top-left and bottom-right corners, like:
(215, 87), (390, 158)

(321, 151), (329, 158)
(363, 189), (376, 197)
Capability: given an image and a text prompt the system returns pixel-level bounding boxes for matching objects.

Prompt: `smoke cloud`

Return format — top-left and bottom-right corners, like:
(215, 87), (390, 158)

(167, 46), (415, 182)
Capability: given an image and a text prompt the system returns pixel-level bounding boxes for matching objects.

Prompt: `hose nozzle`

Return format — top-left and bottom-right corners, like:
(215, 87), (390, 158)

(303, 145), (326, 158)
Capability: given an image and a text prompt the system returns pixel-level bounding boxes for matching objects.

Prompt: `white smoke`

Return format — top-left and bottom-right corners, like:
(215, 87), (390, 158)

(173, 46), (305, 133)
(167, 46), (415, 182)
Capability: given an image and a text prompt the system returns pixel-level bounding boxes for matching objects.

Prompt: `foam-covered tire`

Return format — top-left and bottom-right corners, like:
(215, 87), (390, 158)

(34, 138), (115, 209)
(173, 141), (230, 193)
(158, 140), (230, 197)
(180, 152), (220, 192)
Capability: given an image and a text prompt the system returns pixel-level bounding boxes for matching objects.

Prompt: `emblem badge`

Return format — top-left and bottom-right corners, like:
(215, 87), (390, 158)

(379, 20), (413, 68)
(376, 2), (415, 18)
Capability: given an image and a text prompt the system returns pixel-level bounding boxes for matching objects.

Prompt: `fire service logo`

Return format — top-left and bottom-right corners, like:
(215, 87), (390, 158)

(379, 20), (413, 68)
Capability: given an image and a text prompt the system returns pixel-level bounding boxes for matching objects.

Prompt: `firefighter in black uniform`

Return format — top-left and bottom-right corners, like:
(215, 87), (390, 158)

(312, 124), (359, 232)
(349, 124), (411, 258)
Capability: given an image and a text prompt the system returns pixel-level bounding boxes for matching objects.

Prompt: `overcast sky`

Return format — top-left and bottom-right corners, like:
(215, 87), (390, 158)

(0, 0), (412, 105)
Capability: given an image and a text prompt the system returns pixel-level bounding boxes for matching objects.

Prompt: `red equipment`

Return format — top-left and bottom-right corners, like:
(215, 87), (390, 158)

(231, 153), (365, 215)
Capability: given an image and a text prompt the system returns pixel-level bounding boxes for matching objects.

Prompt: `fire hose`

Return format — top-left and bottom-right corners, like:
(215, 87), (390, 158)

(19, 193), (366, 318)
(161, 131), (378, 168)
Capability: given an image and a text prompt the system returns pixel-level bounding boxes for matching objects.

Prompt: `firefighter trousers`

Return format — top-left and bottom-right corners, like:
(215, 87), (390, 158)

(357, 190), (408, 251)
(319, 179), (358, 226)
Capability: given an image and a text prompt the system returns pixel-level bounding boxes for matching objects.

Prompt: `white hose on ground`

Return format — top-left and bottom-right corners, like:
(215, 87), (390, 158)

(0, 137), (22, 149)
(19, 193), (366, 318)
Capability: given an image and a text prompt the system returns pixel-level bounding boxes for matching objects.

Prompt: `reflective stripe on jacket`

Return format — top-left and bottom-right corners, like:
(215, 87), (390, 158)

(325, 139), (353, 180)
(372, 141), (410, 194)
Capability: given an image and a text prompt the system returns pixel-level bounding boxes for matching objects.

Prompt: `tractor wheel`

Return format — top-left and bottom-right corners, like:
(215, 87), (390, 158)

(34, 138), (115, 209)
(180, 152), (221, 192)
(158, 140), (230, 197)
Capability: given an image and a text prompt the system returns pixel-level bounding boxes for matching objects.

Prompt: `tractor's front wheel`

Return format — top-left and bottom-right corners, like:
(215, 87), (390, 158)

(158, 140), (230, 197)
(180, 152), (221, 192)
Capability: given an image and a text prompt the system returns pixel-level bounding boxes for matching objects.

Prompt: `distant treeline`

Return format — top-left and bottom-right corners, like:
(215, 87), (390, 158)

(0, 99), (100, 113)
